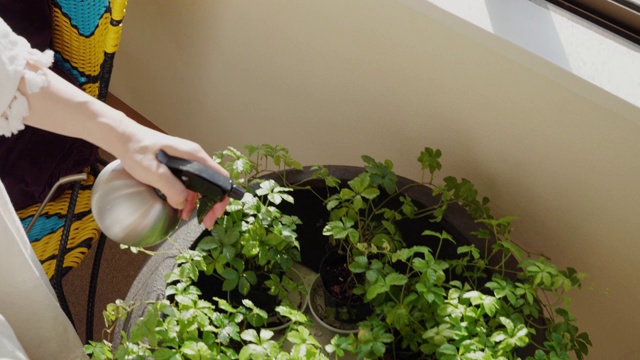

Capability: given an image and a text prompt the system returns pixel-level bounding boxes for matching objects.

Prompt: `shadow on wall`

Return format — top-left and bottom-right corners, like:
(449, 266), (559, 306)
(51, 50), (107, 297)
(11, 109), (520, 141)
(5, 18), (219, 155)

(399, 0), (571, 71)
(485, 0), (571, 70)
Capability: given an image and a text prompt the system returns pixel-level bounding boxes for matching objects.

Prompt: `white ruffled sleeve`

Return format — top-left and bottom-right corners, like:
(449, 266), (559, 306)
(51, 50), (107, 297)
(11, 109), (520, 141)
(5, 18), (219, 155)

(0, 18), (53, 137)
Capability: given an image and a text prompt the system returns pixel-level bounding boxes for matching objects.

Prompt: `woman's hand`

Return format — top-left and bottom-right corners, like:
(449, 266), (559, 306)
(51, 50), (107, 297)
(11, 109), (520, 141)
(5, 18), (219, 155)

(21, 66), (228, 228)
(113, 123), (229, 229)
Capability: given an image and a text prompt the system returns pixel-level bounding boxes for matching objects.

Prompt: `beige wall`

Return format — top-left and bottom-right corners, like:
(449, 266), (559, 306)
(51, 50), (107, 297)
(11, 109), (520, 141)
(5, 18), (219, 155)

(110, 1), (640, 358)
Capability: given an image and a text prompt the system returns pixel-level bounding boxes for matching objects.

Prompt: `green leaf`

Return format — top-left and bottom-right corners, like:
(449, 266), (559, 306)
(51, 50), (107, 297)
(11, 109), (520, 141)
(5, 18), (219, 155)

(352, 195), (363, 211)
(361, 154), (376, 165)
(483, 296), (498, 317)
(339, 188), (356, 200)
(462, 290), (482, 304)
(153, 348), (179, 360)
(326, 335), (357, 356)
(195, 235), (218, 251)
(241, 329), (259, 343)
(417, 147), (443, 176)
(277, 192), (294, 204)
(400, 195), (417, 217)
(180, 341), (199, 356)
(499, 316), (514, 334)
(326, 199), (340, 211)
(366, 269), (381, 283)
(348, 174), (370, 194)
(222, 268), (239, 291)
(347, 229), (359, 244)
(360, 188), (380, 199)
(457, 245), (480, 259)
(366, 282), (388, 301)
(239, 344), (267, 360)
(387, 304), (410, 329)
(286, 329), (308, 345)
(230, 257), (245, 272)
(499, 241), (524, 262)
(244, 271), (258, 285)
(275, 306), (308, 323)
(349, 256), (368, 273)
(490, 331), (507, 343)
(372, 342), (386, 356)
(175, 294), (194, 307)
(385, 273), (408, 287)
(259, 329), (274, 341)
(437, 343), (457, 355)
(238, 276), (251, 295)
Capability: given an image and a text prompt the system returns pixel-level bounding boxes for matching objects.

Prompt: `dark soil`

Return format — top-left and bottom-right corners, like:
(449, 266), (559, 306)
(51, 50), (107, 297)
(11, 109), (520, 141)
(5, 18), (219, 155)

(228, 274), (279, 313)
(318, 252), (372, 324)
(322, 257), (363, 305)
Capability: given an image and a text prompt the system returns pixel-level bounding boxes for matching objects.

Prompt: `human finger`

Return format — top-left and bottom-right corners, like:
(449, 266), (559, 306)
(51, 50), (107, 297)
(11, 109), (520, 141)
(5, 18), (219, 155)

(202, 196), (229, 229)
(180, 191), (199, 220)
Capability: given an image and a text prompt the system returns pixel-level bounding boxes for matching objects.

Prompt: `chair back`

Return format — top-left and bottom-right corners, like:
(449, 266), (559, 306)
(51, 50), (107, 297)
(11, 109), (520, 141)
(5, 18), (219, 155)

(18, 0), (128, 279)
(50, 0), (127, 101)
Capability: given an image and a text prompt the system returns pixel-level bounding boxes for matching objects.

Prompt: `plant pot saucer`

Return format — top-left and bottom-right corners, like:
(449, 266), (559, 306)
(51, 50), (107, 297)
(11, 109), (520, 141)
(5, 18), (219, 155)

(307, 275), (359, 334)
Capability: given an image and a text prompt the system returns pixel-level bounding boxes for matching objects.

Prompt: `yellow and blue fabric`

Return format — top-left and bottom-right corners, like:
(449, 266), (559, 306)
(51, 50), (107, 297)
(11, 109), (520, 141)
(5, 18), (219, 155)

(50, 0), (126, 101)
(17, 0), (127, 280)
(19, 172), (100, 278)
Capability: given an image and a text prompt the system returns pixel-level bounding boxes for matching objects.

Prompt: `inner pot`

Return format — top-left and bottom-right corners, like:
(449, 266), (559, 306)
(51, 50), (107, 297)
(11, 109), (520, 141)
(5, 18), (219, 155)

(318, 251), (372, 324)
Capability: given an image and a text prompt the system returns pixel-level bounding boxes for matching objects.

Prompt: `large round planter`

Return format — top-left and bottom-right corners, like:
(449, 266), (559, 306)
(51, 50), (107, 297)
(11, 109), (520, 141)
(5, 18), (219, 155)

(113, 214), (205, 348)
(260, 166), (540, 357)
(114, 223), (309, 346)
(114, 165), (537, 356)
(258, 165), (512, 272)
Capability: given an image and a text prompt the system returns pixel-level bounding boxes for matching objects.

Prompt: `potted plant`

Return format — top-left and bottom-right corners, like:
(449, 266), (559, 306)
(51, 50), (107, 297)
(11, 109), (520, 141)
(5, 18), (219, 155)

(191, 145), (310, 327)
(247, 145), (590, 359)
(83, 145), (316, 358)
(87, 253), (328, 359)
(85, 144), (591, 360)
(319, 148), (592, 359)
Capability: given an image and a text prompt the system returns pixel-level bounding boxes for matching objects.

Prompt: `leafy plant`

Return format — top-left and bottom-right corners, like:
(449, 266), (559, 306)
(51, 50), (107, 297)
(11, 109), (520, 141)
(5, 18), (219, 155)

(319, 147), (591, 359)
(320, 156), (408, 258)
(86, 144), (591, 360)
(194, 145), (306, 302)
(85, 250), (328, 359)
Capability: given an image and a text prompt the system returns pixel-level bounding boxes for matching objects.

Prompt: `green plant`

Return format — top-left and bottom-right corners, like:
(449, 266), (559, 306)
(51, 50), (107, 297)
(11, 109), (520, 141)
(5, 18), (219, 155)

(84, 145), (315, 359)
(319, 148), (591, 359)
(313, 156), (419, 322)
(195, 145), (306, 302)
(319, 155), (408, 258)
(85, 249), (328, 359)
(86, 144), (591, 360)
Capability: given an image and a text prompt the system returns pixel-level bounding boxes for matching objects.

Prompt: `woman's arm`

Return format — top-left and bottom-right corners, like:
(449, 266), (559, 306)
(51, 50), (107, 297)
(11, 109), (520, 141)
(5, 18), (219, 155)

(19, 63), (228, 229)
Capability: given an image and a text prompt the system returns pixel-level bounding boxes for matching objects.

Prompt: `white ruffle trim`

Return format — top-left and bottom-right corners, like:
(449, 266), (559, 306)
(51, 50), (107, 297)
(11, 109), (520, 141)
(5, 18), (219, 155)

(0, 49), (53, 137)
